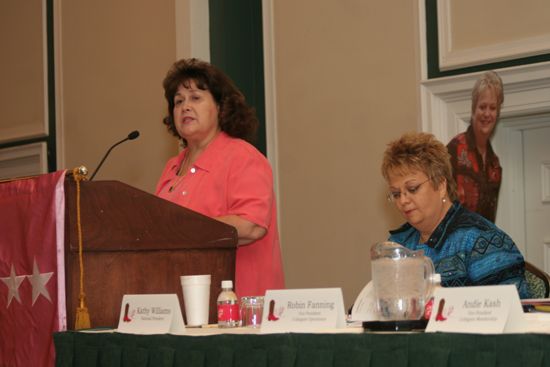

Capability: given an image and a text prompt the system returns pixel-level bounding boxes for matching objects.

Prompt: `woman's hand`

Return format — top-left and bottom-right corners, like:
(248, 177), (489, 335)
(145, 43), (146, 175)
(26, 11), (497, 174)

(215, 215), (267, 245)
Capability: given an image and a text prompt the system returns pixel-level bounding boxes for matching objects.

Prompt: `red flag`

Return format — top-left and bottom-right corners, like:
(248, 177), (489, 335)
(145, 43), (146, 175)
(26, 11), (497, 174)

(0, 171), (67, 367)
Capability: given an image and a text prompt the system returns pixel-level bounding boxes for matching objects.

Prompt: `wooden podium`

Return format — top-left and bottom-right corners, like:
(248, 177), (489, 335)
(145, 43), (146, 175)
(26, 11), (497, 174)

(64, 179), (237, 328)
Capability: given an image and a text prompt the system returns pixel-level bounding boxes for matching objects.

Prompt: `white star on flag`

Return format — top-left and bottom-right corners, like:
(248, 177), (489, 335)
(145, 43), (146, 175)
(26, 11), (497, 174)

(1, 264), (26, 307)
(27, 258), (53, 305)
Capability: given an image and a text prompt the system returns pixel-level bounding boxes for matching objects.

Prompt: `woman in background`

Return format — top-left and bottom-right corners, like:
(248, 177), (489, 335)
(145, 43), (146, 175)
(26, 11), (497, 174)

(156, 58), (284, 297)
(447, 71), (504, 222)
(382, 132), (529, 298)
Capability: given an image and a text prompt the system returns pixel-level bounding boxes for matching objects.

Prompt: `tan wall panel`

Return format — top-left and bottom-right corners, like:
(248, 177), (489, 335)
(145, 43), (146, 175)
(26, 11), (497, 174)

(0, 1), (45, 140)
(273, 1), (420, 307)
(61, 0), (179, 192)
(450, 0), (550, 50)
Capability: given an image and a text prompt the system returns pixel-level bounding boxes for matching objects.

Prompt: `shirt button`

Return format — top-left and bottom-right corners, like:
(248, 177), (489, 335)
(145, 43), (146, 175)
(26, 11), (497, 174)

(190, 167), (196, 174)
(181, 191), (187, 196)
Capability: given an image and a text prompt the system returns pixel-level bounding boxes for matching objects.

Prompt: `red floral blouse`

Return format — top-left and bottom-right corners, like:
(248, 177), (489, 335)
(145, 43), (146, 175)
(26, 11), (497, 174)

(447, 125), (502, 222)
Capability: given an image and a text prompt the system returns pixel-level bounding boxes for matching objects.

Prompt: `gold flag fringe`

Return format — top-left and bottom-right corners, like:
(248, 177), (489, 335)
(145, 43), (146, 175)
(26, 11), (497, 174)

(72, 167), (91, 330)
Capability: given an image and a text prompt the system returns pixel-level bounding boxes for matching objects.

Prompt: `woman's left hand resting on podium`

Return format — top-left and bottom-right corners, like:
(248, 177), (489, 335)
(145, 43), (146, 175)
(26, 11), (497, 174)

(155, 58), (284, 297)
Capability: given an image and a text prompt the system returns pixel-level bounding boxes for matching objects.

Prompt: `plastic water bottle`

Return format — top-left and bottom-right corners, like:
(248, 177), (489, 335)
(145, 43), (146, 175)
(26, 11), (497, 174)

(217, 280), (240, 328)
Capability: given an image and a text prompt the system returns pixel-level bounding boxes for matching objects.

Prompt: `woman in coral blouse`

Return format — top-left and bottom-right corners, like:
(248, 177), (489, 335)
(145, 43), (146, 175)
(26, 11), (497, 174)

(155, 58), (284, 297)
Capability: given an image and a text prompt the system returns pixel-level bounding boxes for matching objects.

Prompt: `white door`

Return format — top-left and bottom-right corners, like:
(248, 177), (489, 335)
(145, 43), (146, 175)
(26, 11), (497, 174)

(523, 125), (550, 271)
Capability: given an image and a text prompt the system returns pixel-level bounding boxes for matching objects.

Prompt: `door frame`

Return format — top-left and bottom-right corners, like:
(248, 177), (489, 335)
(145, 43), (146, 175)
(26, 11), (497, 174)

(493, 114), (550, 259)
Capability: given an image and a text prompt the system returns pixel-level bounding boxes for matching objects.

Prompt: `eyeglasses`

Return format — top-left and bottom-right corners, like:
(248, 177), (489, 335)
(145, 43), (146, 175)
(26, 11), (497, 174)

(387, 178), (431, 202)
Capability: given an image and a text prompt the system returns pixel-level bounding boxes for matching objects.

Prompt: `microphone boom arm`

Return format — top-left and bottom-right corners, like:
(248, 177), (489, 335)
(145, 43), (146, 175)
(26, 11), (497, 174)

(89, 130), (140, 181)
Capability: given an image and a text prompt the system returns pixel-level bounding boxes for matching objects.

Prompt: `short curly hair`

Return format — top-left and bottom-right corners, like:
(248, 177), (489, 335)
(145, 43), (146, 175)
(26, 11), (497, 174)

(162, 58), (258, 146)
(471, 71), (504, 120)
(381, 132), (458, 201)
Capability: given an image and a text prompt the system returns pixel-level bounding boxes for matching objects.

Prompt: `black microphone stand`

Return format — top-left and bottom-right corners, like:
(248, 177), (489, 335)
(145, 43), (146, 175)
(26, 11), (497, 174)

(89, 131), (140, 181)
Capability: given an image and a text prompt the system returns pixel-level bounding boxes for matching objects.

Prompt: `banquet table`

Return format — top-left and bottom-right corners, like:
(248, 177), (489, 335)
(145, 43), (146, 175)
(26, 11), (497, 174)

(54, 327), (550, 367)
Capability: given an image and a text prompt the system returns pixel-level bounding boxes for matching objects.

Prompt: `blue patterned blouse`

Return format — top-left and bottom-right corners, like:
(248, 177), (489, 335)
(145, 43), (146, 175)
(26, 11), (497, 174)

(388, 201), (530, 299)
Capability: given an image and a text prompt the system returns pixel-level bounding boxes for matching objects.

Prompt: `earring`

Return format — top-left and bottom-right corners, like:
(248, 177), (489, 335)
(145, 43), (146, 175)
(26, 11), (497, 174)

(442, 198), (447, 203)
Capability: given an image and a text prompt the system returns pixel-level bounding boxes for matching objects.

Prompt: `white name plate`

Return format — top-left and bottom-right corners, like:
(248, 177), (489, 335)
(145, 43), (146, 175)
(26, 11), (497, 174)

(116, 294), (185, 335)
(260, 288), (346, 333)
(425, 285), (525, 334)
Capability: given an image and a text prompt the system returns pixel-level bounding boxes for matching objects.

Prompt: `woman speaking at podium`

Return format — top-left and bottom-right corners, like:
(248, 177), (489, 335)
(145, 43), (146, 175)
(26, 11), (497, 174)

(155, 58), (284, 297)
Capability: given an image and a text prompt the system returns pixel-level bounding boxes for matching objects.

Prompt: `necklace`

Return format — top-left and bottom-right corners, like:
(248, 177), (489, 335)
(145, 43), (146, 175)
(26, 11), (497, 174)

(168, 153), (190, 193)
(168, 175), (185, 193)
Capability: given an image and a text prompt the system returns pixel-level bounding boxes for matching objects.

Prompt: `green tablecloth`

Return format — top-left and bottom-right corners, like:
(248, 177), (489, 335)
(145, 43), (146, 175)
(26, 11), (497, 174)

(54, 331), (550, 367)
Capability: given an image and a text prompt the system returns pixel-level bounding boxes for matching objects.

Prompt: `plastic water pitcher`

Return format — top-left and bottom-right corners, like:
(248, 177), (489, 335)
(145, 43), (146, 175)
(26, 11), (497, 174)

(370, 241), (435, 321)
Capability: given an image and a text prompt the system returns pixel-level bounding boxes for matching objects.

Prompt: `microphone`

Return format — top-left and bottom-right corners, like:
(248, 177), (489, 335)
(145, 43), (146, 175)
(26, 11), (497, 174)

(89, 130), (140, 181)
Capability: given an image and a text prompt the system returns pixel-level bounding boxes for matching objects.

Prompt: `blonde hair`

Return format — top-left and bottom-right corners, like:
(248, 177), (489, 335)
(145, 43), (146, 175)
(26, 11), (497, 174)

(471, 71), (504, 120)
(381, 132), (458, 201)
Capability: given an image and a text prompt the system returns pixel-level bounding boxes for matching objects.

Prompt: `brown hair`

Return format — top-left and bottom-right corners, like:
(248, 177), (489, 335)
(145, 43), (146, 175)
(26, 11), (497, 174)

(162, 58), (258, 146)
(381, 132), (458, 201)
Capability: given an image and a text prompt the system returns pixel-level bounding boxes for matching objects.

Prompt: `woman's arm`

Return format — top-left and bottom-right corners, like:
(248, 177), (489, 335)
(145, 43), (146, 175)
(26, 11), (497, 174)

(468, 229), (531, 298)
(216, 215), (267, 245)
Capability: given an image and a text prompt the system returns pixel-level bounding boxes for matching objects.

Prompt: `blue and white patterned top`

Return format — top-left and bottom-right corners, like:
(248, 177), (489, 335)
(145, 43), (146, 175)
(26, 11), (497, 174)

(388, 201), (530, 299)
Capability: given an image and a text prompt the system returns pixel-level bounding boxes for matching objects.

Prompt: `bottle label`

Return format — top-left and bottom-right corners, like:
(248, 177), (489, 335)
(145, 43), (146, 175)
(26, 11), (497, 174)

(218, 303), (240, 322)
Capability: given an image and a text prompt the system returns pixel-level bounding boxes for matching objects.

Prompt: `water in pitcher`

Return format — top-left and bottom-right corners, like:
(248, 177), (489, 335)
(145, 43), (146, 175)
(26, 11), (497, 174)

(371, 257), (427, 321)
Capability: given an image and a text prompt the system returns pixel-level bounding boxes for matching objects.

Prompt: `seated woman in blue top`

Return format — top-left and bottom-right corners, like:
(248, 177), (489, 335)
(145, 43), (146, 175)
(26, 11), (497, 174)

(381, 132), (530, 298)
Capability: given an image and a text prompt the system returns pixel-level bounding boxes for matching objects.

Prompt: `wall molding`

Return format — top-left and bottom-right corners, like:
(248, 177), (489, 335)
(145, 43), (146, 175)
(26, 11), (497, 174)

(262, 0), (281, 235)
(174, 0), (210, 61)
(542, 161), (550, 203)
(0, 1), (49, 145)
(437, 0), (550, 71)
(421, 61), (550, 143)
(53, 0), (65, 171)
(0, 143), (48, 180)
